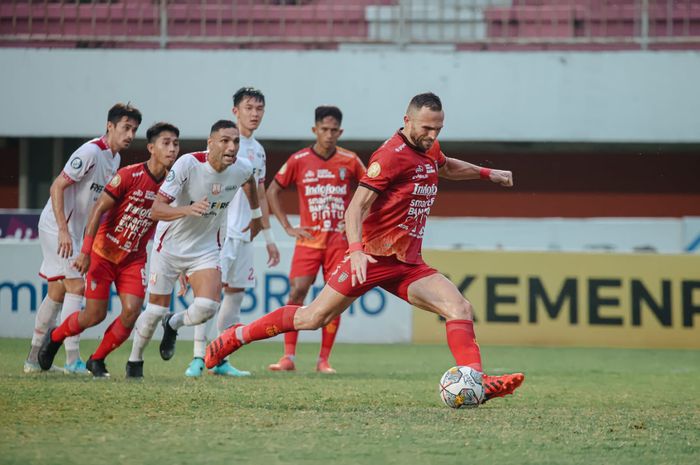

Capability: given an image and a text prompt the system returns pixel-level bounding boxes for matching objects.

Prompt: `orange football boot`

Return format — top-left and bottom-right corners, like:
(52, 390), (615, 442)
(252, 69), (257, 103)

(205, 324), (243, 369)
(267, 356), (296, 372)
(482, 372), (525, 402)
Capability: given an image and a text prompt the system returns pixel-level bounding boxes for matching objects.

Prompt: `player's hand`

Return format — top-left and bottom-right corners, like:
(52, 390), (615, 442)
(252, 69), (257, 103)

(285, 225), (313, 240)
(489, 169), (513, 187)
(188, 196), (210, 216)
(72, 252), (90, 275)
(177, 273), (189, 297)
(243, 217), (263, 239)
(57, 229), (73, 258)
(349, 251), (377, 287)
(266, 242), (280, 267)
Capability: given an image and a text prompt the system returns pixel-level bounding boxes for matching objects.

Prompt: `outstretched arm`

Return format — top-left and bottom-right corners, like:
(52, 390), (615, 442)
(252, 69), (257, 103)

(345, 185), (379, 286)
(438, 156), (513, 187)
(151, 193), (210, 221)
(72, 192), (116, 274)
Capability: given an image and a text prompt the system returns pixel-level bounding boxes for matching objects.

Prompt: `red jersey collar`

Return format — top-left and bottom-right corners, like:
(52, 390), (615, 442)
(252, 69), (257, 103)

(310, 145), (337, 161)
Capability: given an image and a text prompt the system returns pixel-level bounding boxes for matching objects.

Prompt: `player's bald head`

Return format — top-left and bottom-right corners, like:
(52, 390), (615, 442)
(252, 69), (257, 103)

(406, 92), (442, 116)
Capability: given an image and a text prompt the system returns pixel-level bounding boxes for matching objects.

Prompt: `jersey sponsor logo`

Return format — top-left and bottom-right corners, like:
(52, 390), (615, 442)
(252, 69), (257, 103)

(211, 183), (222, 195)
(224, 185), (237, 191)
(294, 151), (310, 160)
(304, 184), (348, 196)
(317, 169), (335, 179)
(339, 167), (347, 181)
(247, 149), (255, 161)
(337, 271), (349, 283)
(109, 174), (121, 187)
(367, 162), (381, 178)
(145, 190), (156, 200)
(424, 163), (436, 174)
(394, 143), (406, 153)
(305, 170), (315, 178)
(89, 182), (105, 193)
(70, 157), (83, 170)
(411, 183), (438, 196)
(166, 170), (175, 182)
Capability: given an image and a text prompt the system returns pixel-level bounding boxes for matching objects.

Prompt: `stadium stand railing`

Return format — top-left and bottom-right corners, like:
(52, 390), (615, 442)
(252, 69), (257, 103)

(1, 0), (699, 50)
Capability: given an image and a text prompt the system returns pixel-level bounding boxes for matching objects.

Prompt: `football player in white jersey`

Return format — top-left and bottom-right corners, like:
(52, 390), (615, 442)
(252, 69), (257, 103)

(126, 119), (263, 378)
(25, 103), (141, 374)
(185, 87), (280, 378)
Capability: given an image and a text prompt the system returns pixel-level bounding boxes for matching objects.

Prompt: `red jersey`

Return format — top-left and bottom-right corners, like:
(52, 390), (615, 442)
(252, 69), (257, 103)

(275, 146), (365, 250)
(92, 162), (165, 264)
(359, 130), (446, 264)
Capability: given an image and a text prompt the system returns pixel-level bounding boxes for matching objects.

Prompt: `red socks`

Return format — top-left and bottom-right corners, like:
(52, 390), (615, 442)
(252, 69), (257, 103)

(242, 305), (299, 343)
(91, 317), (133, 360)
(284, 331), (299, 357)
(445, 319), (482, 372)
(319, 316), (341, 361)
(283, 300), (300, 357)
(51, 311), (83, 343)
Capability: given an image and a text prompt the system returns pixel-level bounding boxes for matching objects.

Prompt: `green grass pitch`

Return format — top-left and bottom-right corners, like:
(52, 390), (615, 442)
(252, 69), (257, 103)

(1, 338), (698, 465)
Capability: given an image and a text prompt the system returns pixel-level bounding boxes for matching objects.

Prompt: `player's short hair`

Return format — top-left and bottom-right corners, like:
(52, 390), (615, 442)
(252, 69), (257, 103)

(146, 122), (179, 143)
(107, 103), (143, 126)
(315, 106), (343, 125)
(233, 87), (265, 107)
(407, 92), (442, 113)
(210, 119), (238, 135)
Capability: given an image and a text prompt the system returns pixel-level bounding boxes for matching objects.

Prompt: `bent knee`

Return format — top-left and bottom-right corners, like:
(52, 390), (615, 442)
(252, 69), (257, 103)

(443, 299), (474, 321)
(194, 297), (219, 322)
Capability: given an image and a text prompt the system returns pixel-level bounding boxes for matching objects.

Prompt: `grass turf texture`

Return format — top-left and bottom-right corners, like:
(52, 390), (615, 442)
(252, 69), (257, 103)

(0, 338), (698, 465)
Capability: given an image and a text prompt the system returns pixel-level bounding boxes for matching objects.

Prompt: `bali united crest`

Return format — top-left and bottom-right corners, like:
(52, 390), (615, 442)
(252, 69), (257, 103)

(338, 167), (347, 181)
(211, 183), (222, 195)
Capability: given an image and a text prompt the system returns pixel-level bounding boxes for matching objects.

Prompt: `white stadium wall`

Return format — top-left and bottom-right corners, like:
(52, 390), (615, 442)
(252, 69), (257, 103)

(1, 49), (699, 142)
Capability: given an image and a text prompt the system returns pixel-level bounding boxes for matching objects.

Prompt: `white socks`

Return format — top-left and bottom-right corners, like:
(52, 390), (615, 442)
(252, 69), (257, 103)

(129, 304), (169, 362)
(191, 292), (243, 359)
(218, 292), (244, 332)
(28, 296), (62, 363)
(169, 297), (219, 330)
(62, 293), (84, 364)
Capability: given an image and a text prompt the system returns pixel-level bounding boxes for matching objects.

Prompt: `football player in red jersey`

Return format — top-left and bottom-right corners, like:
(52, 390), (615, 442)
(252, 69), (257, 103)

(206, 93), (525, 402)
(38, 122), (180, 378)
(266, 106), (365, 374)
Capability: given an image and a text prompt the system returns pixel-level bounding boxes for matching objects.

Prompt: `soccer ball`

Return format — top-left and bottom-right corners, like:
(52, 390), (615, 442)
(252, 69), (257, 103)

(439, 366), (485, 408)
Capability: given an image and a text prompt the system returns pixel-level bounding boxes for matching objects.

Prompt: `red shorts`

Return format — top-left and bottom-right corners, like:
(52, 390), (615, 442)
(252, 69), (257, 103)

(289, 244), (347, 282)
(85, 253), (147, 300)
(327, 254), (438, 302)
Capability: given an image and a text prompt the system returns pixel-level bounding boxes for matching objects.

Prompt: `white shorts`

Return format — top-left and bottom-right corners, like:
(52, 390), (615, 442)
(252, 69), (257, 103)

(147, 248), (221, 296)
(220, 238), (255, 289)
(38, 227), (82, 281)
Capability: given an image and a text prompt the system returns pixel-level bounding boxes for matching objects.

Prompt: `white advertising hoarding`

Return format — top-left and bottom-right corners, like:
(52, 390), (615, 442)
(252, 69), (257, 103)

(0, 242), (412, 343)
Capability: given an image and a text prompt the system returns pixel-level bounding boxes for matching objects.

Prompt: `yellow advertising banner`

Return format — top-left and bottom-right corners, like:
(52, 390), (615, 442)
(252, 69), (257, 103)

(413, 250), (700, 349)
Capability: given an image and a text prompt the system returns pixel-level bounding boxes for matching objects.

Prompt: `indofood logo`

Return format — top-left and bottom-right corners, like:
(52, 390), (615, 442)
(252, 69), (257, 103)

(305, 184), (348, 196)
(411, 183), (438, 196)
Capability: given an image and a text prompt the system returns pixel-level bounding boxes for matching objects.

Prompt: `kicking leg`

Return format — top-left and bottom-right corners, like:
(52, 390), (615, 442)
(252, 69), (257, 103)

(206, 284), (355, 369)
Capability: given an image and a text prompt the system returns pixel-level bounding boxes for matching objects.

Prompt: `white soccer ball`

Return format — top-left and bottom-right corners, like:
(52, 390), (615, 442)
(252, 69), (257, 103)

(438, 366), (485, 408)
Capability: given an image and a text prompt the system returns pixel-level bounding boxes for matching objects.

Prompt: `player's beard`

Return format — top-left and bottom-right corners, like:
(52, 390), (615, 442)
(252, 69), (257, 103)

(410, 130), (434, 152)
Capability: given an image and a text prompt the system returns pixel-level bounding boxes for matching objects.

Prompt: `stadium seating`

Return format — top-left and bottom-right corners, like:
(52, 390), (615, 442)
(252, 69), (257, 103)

(1, 0), (698, 50)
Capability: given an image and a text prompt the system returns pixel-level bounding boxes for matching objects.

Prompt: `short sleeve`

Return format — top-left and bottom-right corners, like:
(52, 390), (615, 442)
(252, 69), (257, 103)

(358, 150), (399, 193)
(353, 155), (367, 181)
(274, 154), (297, 188)
(430, 140), (446, 168)
(62, 144), (99, 184)
(104, 167), (131, 201)
(159, 156), (190, 201)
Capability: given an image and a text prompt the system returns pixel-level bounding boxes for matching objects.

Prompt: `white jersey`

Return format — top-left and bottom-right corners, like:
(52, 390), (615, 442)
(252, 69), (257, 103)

(226, 134), (266, 242)
(38, 137), (121, 242)
(154, 151), (254, 259)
